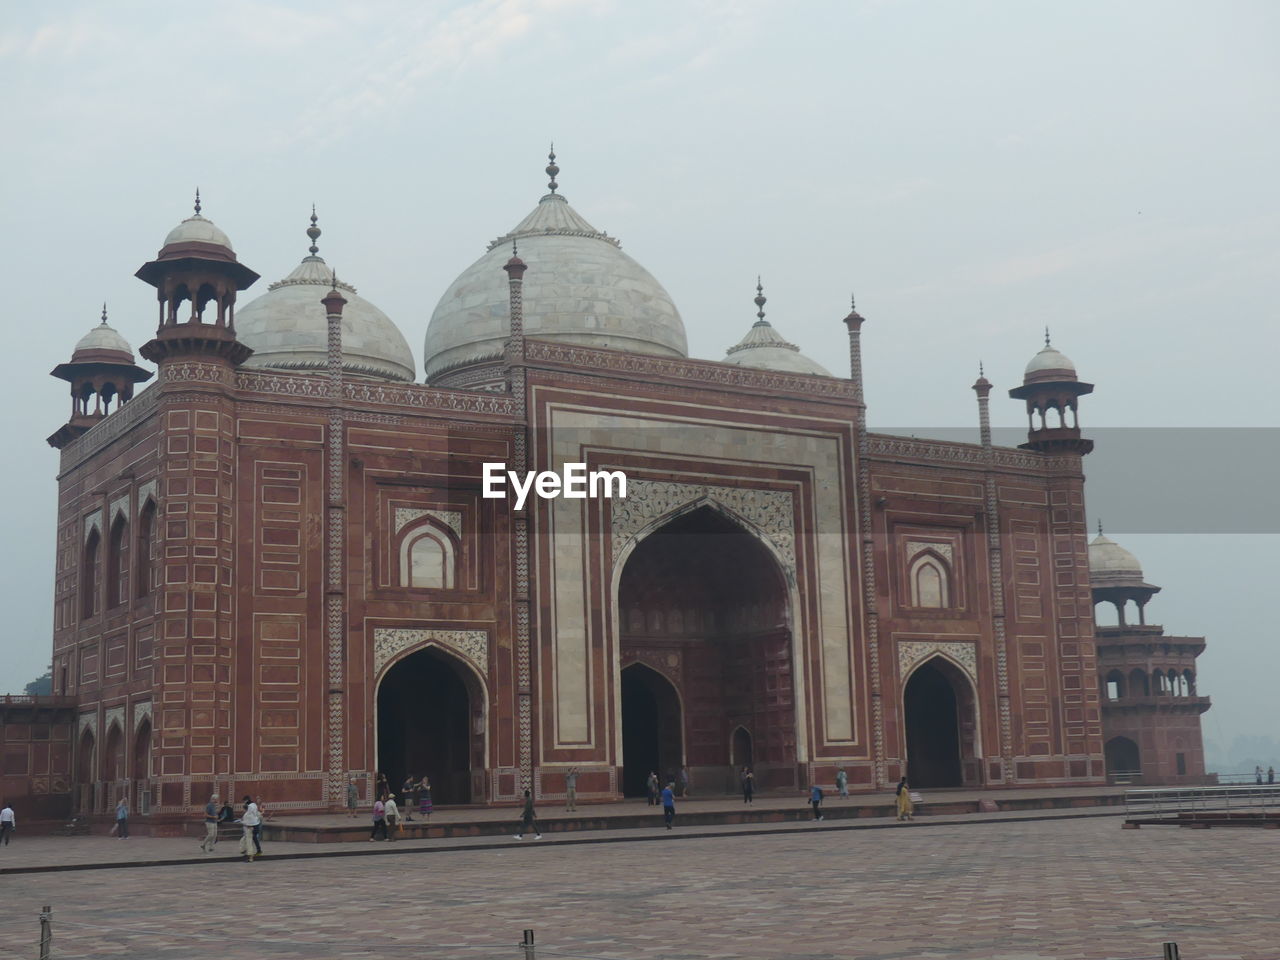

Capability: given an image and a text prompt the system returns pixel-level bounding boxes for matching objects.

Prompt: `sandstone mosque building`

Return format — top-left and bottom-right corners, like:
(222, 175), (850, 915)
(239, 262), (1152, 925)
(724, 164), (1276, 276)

(33, 152), (1209, 817)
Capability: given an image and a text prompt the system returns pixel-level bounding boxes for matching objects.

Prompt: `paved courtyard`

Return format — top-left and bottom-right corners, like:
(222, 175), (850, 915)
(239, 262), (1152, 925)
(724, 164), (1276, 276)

(0, 816), (1273, 960)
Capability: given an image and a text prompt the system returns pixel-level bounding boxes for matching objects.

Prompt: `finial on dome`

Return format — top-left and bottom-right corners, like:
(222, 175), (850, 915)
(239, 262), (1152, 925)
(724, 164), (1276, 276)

(307, 205), (321, 256)
(1097, 518), (1104, 535)
(512, 239), (518, 257)
(851, 293), (856, 309)
(194, 188), (201, 216)
(979, 360), (984, 377)
(546, 143), (559, 194)
(1044, 326), (1051, 347)
(330, 270), (338, 292)
(101, 302), (108, 325)
(754, 277), (767, 325)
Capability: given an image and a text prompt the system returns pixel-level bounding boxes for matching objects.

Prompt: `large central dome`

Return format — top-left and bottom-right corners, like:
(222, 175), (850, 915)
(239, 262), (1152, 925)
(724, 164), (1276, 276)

(424, 153), (687, 385)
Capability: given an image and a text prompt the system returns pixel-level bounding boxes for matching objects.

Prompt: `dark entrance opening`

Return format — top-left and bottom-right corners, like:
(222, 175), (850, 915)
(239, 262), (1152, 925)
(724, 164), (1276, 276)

(617, 505), (795, 794)
(621, 664), (682, 797)
(1105, 736), (1141, 778)
(377, 648), (476, 805)
(904, 659), (965, 788)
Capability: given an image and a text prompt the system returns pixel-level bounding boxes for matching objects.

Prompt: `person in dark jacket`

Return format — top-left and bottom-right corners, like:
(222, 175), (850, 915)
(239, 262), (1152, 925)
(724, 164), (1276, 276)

(514, 789), (541, 839)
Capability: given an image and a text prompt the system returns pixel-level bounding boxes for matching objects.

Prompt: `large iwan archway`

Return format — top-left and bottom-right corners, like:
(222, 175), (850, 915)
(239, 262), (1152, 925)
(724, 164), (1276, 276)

(903, 657), (978, 788)
(617, 505), (795, 794)
(377, 647), (484, 805)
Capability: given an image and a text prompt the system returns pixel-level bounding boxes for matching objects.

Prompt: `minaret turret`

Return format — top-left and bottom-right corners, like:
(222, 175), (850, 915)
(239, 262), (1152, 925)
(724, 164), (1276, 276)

(1007, 330), (1093, 454)
(48, 305), (153, 448)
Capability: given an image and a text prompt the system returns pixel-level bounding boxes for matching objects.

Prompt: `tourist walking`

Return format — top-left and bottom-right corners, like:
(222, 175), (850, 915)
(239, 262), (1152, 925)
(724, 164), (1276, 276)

(238, 795), (262, 861)
(514, 789), (542, 839)
(346, 778), (359, 818)
(895, 777), (914, 821)
(384, 794), (400, 837)
(199, 793), (219, 853)
(836, 768), (849, 798)
(0, 802), (14, 846)
(419, 776), (433, 821)
(369, 797), (388, 841)
(661, 782), (676, 829)
(809, 783), (824, 821)
(565, 767), (579, 812)
(404, 775), (418, 820)
(740, 766), (754, 804)
(645, 771), (659, 806)
(114, 797), (130, 838)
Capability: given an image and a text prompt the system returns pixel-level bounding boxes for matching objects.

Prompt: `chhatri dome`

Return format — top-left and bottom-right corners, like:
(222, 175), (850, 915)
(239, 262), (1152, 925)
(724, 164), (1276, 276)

(1088, 527), (1147, 588)
(70, 309), (136, 363)
(721, 280), (832, 377)
(1023, 330), (1078, 382)
(235, 210), (416, 382)
(159, 189), (236, 255)
(423, 148), (688, 383)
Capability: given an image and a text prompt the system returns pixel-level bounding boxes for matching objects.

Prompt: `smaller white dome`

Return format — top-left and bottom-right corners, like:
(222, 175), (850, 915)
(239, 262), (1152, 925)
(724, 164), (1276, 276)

(74, 321), (133, 358)
(1089, 532), (1146, 587)
(723, 321), (831, 376)
(163, 213), (234, 251)
(1025, 344), (1076, 377)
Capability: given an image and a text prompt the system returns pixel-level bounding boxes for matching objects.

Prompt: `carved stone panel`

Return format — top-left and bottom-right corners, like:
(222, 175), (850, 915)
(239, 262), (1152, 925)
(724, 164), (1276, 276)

(611, 479), (796, 581)
(897, 640), (978, 686)
(372, 628), (489, 678)
(393, 508), (463, 539)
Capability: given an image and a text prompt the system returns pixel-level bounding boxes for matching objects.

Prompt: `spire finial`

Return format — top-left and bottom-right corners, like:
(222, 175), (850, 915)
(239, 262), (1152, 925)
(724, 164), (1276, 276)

(330, 269), (338, 293)
(546, 143), (559, 194)
(1097, 518), (1103, 536)
(851, 293), (856, 309)
(307, 205), (322, 256)
(101, 302), (108, 325)
(754, 276), (768, 324)
(194, 188), (201, 216)
(979, 360), (984, 377)
(512, 239), (518, 257)
(1045, 325), (1051, 347)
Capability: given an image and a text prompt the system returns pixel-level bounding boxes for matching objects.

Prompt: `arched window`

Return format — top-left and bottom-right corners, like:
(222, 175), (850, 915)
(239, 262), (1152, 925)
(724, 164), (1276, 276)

(1105, 669), (1125, 701)
(1183, 669), (1196, 696)
(398, 520), (457, 590)
(136, 499), (156, 599)
(82, 528), (101, 619)
(106, 513), (128, 608)
(1128, 668), (1149, 697)
(909, 553), (950, 608)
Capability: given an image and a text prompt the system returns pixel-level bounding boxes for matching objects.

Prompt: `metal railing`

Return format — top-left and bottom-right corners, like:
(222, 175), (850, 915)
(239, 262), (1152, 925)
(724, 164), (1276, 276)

(1125, 783), (1280, 821)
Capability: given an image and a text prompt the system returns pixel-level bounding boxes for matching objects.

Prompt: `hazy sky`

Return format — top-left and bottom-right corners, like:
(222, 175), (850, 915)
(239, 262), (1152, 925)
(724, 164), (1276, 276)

(1, 1), (1275, 762)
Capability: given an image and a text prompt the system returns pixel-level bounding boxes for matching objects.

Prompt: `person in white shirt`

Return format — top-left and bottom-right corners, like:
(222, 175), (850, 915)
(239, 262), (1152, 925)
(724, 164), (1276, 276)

(238, 795), (262, 862)
(0, 803), (15, 846)
(384, 794), (399, 838)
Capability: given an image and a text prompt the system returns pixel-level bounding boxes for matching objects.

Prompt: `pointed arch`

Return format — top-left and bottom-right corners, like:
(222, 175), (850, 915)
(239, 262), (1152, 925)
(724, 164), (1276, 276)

(397, 517), (459, 590)
(132, 716), (152, 781)
(908, 550), (951, 608)
(902, 655), (981, 787)
(620, 662), (686, 797)
(82, 527), (102, 619)
(136, 496), (157, 599)
(102, 719), (124, 782)
(106, 512), (129, 608)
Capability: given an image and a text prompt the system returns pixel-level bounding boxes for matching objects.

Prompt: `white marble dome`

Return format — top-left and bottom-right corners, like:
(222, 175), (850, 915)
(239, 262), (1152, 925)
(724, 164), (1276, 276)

(1025, 344), (1076, 378)
(424, 185), (687, 382)
(74, 319), (134, 359)
(1089, 532), (1144, 585)
(723, 321), (831, 377)
(163, 213), (234, 252)
(235, 227), (415, 382)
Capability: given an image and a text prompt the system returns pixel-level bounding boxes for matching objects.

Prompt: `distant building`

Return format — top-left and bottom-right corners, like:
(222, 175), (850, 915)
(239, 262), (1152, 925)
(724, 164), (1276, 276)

(1091, 532), (1210, 783)
(19, 154), (1208, 822)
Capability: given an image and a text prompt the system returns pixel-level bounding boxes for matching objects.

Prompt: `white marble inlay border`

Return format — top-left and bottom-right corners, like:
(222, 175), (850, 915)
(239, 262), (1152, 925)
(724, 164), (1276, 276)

(906, 540), (953, 563)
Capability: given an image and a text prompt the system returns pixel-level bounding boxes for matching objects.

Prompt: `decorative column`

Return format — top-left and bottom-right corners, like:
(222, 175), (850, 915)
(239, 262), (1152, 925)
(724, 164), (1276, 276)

(503, 246), (534, 789)
(845, 297), (885, 787)
(973, 366), (1014, 781)
(321, 278), (348, 804)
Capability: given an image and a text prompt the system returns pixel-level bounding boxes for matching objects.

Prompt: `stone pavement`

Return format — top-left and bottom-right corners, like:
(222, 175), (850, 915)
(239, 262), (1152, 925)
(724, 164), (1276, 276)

(1, 815), (1274, 960)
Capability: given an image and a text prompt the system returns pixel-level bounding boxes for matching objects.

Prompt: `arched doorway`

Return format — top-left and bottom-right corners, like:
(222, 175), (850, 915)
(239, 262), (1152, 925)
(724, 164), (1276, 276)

(617, 505), (794, 793)
(103, 723), (124, 783)
(620, 664), (683, 796)
(77, 728), (96, 813)
(732, 727), (753, 768)
(133, 718), (151, 781)
(1105, 736), (1141, 778)
(377, 647), (481, 805)
(903, 658), (977, 788)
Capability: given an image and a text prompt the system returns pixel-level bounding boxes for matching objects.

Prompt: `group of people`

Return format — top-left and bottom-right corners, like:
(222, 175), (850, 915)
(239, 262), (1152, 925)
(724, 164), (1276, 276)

(358, 773), (435, 841)
(1254, 766), (1276, 785)
(194, 794), (265, 861)
(643, 768), (691, 805)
